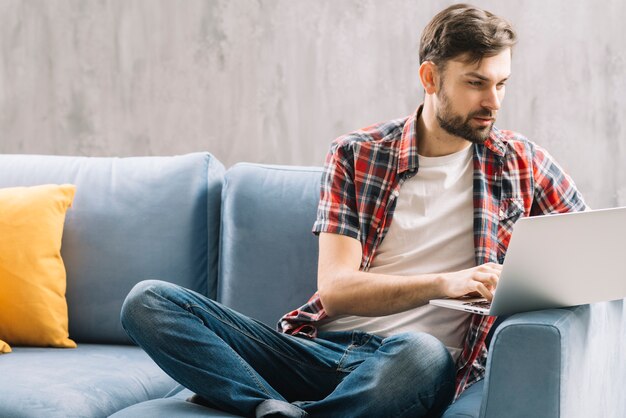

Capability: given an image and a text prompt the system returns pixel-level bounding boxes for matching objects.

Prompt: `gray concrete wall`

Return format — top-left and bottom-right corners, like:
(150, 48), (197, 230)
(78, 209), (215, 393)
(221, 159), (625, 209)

(1, 1), (624, 208)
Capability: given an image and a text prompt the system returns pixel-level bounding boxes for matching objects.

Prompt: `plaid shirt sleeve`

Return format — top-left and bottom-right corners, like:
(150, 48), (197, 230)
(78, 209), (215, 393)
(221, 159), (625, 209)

(531, 143), (588, 214)
(312, 140), (361, 241)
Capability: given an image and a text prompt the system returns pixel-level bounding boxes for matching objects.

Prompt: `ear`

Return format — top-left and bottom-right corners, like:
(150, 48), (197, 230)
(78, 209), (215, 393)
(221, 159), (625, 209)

(419, 61), (439, 95)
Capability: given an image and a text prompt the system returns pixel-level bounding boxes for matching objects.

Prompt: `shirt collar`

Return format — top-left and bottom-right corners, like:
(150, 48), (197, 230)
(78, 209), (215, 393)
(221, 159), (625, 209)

(398, 106), (421, 174)
(483, 127), (507, 157)
(398, 105), (507, 174)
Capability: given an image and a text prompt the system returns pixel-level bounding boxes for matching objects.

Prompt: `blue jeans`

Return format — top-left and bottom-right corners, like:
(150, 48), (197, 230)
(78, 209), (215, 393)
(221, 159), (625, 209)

(120, 280), (455, 417)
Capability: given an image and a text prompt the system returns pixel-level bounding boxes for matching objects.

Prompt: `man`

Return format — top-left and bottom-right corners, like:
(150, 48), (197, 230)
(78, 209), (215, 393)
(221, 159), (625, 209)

(121, 4), (587, 417)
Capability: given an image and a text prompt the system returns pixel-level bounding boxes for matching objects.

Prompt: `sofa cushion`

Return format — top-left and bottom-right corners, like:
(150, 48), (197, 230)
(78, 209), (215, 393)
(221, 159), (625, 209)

(218, 163), (321, 326)
(441, 380), (484, 417)
(110, 387), (240, 417)
(0, 153), (224, 344)
(0, 344), (179, 418)
(0, 184), (76, 351)
(113, 380), (485, 418)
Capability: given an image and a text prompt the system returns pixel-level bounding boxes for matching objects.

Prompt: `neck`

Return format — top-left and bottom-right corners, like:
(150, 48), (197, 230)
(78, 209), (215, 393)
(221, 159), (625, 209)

(417, 101), (472, 157)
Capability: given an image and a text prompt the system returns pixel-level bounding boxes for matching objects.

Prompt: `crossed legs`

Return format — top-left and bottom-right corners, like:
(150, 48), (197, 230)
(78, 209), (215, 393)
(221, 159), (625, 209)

(121, 280), (455, 417)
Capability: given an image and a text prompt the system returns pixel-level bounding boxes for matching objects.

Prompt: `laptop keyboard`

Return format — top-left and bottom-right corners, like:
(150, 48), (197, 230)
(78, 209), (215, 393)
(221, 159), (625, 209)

(463, 300), (492, 309)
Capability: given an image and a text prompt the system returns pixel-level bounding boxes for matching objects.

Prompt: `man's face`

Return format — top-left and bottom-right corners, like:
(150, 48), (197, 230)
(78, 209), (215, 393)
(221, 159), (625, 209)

(434, 49), (511, 144)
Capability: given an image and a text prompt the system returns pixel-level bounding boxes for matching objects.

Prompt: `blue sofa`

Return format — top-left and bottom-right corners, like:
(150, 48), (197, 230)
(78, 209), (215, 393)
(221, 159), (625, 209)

(0, 152), (625, 417)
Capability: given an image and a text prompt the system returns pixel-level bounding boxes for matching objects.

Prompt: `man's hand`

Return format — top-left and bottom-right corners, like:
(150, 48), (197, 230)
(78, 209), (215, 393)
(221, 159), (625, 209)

(439, 263), (502, 301)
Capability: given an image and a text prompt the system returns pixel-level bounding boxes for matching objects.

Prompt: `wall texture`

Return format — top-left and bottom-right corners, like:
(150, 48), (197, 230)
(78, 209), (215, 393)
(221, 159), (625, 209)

(1, 1), (624, 208)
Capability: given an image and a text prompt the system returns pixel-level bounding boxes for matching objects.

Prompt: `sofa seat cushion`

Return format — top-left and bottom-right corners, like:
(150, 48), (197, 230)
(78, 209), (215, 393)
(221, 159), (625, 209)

(114, 380), (484, 418)
(0, 344), (179, 418)
(110, 387), (240, 417)
(441, 379), (484, 418)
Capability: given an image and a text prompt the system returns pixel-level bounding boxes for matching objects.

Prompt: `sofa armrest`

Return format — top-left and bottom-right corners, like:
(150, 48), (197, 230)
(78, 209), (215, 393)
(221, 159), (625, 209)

(480, 300), (626, 418)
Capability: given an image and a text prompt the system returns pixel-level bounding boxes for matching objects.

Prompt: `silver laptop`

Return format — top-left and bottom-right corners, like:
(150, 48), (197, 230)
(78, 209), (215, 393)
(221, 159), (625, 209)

(430, 207), (626, 316)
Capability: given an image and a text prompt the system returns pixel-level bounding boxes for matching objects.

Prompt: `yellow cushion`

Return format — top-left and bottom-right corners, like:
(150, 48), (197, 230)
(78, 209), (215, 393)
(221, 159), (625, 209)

(0, 184), (77, 349)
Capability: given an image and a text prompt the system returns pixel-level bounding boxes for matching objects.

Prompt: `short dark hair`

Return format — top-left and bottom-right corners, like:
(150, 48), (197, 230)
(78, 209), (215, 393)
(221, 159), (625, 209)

(419, 4), (517, 69)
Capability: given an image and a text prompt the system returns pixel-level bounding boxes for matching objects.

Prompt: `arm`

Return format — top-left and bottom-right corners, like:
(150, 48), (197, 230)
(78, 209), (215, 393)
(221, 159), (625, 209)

(317, 232), (502, 317)
(315, 140), (500, 317)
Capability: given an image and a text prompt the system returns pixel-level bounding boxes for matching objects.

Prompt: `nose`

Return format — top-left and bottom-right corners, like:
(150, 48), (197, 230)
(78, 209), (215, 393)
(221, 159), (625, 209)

(481, 86), (501, 112)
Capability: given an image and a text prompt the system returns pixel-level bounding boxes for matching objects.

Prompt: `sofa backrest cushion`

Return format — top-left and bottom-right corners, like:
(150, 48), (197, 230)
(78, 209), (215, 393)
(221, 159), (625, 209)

(218, 163), (321, 327)
(0, 153), (224, 344)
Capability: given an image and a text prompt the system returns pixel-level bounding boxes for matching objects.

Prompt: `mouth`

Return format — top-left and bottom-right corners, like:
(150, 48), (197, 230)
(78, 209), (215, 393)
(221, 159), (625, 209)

(472, 117), (494, 127)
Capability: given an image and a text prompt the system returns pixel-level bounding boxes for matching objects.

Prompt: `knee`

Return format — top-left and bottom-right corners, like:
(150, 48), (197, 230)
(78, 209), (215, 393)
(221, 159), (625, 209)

(382, 332), (455, 391)
(120, 279), (174, 331)
(383, 333), (455, 416)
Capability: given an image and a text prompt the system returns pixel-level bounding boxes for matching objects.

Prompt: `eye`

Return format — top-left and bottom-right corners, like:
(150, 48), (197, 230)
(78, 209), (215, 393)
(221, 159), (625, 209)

(468, 80), (482, 87)
(496, 82), (506, 90)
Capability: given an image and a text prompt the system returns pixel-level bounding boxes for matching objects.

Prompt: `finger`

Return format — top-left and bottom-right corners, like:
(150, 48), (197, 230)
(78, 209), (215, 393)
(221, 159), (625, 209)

(478, 264), (502, 275)
(476, 269), (501, 283)
(473, 272), (499, 288)
(484, 262), (503, 271)
(475, 282), (494, 301)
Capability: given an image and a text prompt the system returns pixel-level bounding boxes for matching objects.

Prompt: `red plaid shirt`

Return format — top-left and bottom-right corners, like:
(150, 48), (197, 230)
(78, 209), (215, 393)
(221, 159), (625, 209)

(278, 106), (587, 398)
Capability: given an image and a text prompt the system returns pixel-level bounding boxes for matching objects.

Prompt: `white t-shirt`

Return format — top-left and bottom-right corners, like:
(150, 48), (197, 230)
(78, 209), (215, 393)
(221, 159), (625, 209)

(317, 144), (475, 362)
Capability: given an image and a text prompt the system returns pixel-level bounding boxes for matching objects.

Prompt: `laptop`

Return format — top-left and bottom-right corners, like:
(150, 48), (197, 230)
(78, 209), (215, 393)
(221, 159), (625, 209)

(429, 207), (626, 316)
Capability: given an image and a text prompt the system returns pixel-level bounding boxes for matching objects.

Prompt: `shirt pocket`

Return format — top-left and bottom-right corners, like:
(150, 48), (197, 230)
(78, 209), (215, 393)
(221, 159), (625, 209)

(497, 198), (525, 260)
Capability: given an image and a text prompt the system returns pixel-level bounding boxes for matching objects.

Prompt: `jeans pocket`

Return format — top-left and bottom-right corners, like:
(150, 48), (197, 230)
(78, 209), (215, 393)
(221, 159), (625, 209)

(336, 331), (381, 372)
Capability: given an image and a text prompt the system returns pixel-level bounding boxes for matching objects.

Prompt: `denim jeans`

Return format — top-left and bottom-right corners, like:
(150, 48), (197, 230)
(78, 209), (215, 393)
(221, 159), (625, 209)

(120, 280), (455, 418)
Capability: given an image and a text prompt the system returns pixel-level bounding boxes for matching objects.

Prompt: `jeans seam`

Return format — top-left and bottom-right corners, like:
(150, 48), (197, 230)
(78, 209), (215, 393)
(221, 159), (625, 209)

(336, 344), (357, 372)
(187, 303), (339, 374)
(234, 347), (275, 398)
(184, 303), (274, 397)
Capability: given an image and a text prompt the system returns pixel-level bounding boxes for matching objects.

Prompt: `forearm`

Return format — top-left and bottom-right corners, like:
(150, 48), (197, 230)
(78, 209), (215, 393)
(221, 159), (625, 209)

(316, 233), (500, 317)
(318, 269), (445, 317)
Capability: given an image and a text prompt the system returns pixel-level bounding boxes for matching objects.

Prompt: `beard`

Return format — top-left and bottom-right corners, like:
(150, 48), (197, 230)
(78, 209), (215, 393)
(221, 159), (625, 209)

(435, 88), (495, 144)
